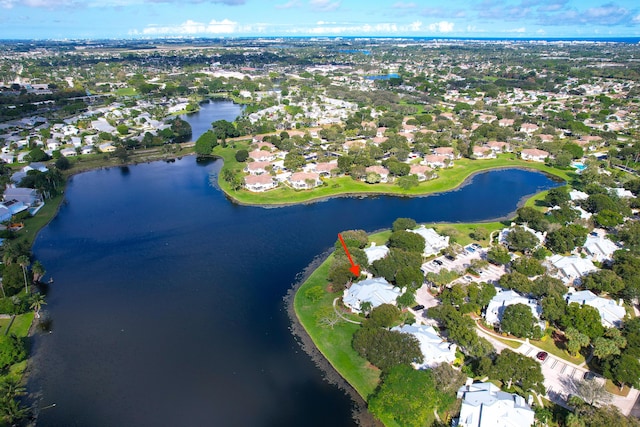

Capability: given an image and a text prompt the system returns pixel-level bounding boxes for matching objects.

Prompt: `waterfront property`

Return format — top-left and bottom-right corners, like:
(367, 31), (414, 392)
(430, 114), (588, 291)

(342, 277), (402, 313)
(456, 382), (535, 427)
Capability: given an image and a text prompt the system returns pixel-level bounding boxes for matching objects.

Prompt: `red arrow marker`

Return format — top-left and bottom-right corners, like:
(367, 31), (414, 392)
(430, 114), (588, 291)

(338, 233), (361, 277)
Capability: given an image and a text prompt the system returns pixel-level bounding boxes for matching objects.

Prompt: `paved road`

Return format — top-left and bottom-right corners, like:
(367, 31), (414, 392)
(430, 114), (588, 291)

(475, 326), (640, 415)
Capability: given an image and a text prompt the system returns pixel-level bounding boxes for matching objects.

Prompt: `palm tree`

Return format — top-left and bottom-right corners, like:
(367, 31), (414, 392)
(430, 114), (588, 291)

(30, 293), (46, 319)
(31, 260), (46, 284)
(0, 378), (28, 424)
(16, 255), (30, 295)
(1, 242), (16, 266)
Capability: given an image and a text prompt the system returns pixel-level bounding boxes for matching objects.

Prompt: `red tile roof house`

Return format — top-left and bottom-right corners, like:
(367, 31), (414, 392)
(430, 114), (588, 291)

(472, 146), (496, 159)
(376, 127), (387, 138)
(248, 150), (276, 162)
(410, 164), (434, 181)
(424, 154), (452, 168)
(487, 141), (511, 153)
(519, 123), (539, 134)
(520, 148), (550, 162)
(433, 146), (457, 159)
(245, 161), (272, 175)
(256, 141), (276, 151)
(313, 161), (338, 177)
(498, 118), (514, 127)
(365, 165), (390, 183)
(244, 174), (277, 192)
(289, 172), (322, 190)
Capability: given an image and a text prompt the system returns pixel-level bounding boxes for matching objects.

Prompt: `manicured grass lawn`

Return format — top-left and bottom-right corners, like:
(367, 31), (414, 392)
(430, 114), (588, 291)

(115, 87), (137, 96)
(430, 222), (505, 247)
(294, 255), (381, 400)
(0, 318), (11, 335)
(605, 379), (631, 396)
(14, 195), (64, 248)
(215, 150), (571, 206)
(9, 313), (35, 337)
(531, 334), (585, 365)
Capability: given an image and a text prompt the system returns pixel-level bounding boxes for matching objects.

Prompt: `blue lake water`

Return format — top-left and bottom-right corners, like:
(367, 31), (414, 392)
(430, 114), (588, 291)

(179, 99), (245, 141)
(27, 156), (561, 426)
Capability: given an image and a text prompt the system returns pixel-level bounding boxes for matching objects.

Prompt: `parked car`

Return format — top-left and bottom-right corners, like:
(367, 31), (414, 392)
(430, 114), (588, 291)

(472, 243), (482, 249)
(433, 259), (443, 265)
(412, 304), (425, 311)
(536, 351), (548, 361)
(445, 254), (455, 261)
(583, 371), (596, 380)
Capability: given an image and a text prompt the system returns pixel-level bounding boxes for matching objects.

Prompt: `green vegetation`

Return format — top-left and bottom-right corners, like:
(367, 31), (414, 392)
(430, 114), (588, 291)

(215, 149), (569, 205)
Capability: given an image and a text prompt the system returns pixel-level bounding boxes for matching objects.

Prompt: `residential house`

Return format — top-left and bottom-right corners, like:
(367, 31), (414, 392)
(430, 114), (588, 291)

(486, 141), (511, 153)
(390, 324), (457, 369)
(583, 234), (618, 263)
(60, 147), (78, 157)
(433, 147), (456, 159)
(313, 161), (338, 177)
(547, 254), (598, 284)
(0, 199), (27, 218)
(484, 289), (543, 329)
(363, 242), (389, 265)
(456, 382), (535, 427)
(424, 154), (451, 168)
(248, 150), (276, 162)
(472, 146), (496, 159)
(564, 289), (626, 328)
(98, 143), (116, 153)
(244, 174), (277, 192)
(245, 161), (271, 175)
(3, 187), (42, 207)
(520, 148), (549, 162)
(409, 164), (433, 181)
(520, 123), (539, 134)
(569, 190), (589, 201)
(498, 224), (546, 248)
(365, 165), (389, 183)
(0, 153), (14, 164)
(342, 277), (402, 313)
(498, 118), (515, 127)
(408, 226), (450, 257)
(289, 172), (321, 190)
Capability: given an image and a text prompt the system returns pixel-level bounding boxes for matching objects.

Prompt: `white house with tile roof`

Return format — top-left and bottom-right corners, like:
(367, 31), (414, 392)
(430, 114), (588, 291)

(342, 277), (402, 313)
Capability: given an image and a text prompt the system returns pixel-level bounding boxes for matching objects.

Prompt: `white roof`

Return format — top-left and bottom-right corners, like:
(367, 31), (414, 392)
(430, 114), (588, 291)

(498, 224), (545, 246)
(363, 242), (389, 265)
(564, 289), (626, 328)
(457, 382), (535, 427)
(391, 323), (456, 369)
(485, 289), (542, 326)
(342, 277), (401, 313)
(548, 255), (598, 283)
(408, 225), (449, 256)
(610, 187), (634, 199)
(569, 190), (589, 201)
(583, 235), (618, 262)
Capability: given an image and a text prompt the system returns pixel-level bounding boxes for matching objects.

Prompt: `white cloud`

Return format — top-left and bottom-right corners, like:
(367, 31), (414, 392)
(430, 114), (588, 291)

(309, 0), (340, 12)
(142, 18), (239, 35)
(289, 21), (424, 35)
(428, 21), (454, 33)
(275, 0), (300, 9)
(504, 27), (526, 33)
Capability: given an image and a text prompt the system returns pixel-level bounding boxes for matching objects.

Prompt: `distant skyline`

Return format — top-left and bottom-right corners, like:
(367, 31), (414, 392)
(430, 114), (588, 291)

(1, 0), (639, 40)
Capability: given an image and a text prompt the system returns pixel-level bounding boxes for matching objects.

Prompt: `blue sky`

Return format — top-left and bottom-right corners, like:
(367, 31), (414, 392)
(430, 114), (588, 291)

(1, 0), (639, 40)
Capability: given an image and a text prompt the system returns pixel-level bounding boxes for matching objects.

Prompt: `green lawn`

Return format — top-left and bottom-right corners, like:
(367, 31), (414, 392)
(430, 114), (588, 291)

(9, 313), (35, 337)
(115, 87), (137, 96)
(531, 334), (585, 365)
(294, 255), (381, 400)
(216, 150), (572, 206)
(14, 195), (64, 248)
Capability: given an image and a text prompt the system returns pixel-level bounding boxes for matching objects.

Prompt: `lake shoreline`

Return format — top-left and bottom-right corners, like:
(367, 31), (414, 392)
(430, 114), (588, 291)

(215, 161), (568, 209)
